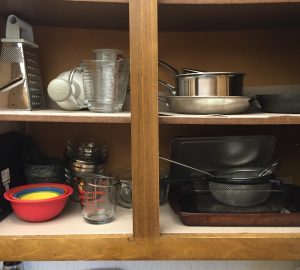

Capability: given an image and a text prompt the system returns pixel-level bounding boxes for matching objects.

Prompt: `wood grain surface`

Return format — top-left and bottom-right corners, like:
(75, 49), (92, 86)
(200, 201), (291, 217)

(1, 0), (300, 262)
(129, 0), (160, 238)
(1, 233), (300, 260)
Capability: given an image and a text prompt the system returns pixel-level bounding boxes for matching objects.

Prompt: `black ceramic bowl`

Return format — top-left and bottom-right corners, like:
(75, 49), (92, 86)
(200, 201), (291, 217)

(24, 158), (65, 184)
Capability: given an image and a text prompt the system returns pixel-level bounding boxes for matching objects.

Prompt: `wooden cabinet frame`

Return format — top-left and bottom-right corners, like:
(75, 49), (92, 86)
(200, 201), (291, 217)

(1, 0), (300, 261)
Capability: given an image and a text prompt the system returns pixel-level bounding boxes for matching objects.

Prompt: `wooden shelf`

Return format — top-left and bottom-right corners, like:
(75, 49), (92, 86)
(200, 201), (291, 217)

(0, 0), (129, 29)
(0, 110), (131, 123)
(2, 0), (299, 31)
(158, 1), (300, 31)
(0, 201), (133, 260)
(159, 113), (300, 125)
(2, 110), (300, 125)
(1, 201), (133, 236)
(1, 203), (300, 260)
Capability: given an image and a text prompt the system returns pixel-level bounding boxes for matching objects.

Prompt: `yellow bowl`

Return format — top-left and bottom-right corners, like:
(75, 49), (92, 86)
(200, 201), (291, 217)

(19, 191), (61, 200)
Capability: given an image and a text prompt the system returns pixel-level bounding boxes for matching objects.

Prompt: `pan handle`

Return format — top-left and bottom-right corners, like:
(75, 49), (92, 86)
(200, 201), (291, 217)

(0, 76), (24, 93)
(159, 60), (206, 75)
(158, 80), (176, 96)
(159, 156), (215, 177)
(182, 68), (206, 74)
(158, 60), (179, 95)
(158, 60), (180, 75)
(158, 96), (170, 109)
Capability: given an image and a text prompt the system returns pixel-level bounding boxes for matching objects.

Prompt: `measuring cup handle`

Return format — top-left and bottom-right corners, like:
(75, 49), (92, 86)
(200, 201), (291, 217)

(68, 67), (86, 109)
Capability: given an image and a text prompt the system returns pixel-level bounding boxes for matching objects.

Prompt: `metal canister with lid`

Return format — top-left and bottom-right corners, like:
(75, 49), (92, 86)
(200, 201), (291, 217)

(64, 139), (107, 201)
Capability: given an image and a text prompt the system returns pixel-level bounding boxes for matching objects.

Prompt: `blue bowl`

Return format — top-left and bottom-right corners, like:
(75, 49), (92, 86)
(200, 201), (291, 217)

(13, 187), (65, 199)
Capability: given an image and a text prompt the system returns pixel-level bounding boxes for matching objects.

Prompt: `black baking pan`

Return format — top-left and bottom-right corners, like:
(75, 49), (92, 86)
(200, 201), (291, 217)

(256, 94), (300, 113)
(168, 184), (300, 226)
(170, 135), (277, 178)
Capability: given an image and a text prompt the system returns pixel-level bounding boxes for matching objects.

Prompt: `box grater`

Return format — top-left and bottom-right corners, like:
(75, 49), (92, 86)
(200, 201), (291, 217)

(0, 15), (45, 110)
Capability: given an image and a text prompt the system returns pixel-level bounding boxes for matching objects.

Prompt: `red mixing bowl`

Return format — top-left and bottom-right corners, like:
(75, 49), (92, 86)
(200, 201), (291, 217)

(4, 183), (73, 222)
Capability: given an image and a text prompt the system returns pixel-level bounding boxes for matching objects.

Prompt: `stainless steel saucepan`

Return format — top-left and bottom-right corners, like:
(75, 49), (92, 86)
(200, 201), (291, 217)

(159, 60), (245, 97)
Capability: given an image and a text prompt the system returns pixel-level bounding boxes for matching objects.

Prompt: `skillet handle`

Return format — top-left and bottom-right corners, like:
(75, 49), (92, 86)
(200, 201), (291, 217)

(158, 95), (170, 108)
(182, 68), (206, 74)
(158, 79), (176, 96)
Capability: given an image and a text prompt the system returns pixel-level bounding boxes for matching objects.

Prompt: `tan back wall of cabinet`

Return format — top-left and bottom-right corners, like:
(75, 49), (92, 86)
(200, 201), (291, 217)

(33, 26), (129, 100)
(158, 28), (300, 87)
(27, 123), (131, 175)
(33, 26), (300, 91)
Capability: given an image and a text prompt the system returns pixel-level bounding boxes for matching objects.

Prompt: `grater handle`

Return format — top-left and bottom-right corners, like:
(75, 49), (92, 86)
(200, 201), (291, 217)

(0, 76), (24, 93)
(5, 15), (34, 43)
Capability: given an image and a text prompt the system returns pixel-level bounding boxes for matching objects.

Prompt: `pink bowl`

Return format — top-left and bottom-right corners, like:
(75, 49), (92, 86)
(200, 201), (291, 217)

(4, 183), (73, 222)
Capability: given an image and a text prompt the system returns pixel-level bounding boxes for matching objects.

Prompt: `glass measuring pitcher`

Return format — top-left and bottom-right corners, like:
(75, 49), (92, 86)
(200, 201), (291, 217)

(78, 174), (118, 224)
(81, 59), (129, 113)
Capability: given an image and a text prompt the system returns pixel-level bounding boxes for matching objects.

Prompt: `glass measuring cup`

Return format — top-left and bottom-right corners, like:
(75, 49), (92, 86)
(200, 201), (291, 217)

(81, 59), (129, 113)
(78, 174), (119, 224)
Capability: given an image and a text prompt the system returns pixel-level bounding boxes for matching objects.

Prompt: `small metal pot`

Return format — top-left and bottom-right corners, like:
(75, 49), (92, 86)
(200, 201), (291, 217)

(159, 60), (245, 97)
